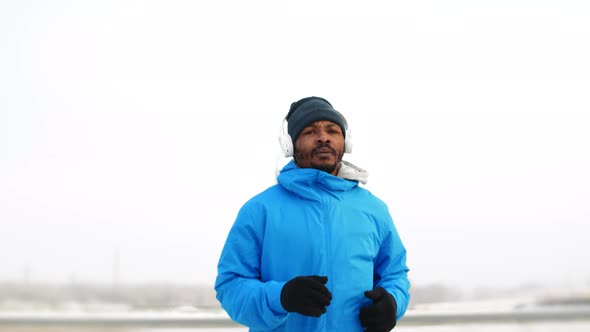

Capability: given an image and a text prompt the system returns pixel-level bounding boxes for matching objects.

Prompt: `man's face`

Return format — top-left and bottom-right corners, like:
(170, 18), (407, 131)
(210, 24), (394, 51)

(293, 120), (345, 175)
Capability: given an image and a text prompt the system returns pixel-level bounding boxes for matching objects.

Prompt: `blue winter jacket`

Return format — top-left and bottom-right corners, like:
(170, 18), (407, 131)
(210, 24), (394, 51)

(215, 160), (410, 331)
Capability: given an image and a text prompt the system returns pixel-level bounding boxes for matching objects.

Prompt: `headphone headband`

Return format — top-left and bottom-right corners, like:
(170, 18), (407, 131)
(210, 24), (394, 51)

(279, 96), (352, 157)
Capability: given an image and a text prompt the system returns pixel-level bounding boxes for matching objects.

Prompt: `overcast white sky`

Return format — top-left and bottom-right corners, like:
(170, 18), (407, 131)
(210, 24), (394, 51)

(1, 0), (589, 291)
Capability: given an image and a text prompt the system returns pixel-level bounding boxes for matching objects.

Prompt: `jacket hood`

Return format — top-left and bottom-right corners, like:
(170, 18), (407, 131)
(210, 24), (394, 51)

(277, 159), (369, 201)
(338, 160), (368, 185)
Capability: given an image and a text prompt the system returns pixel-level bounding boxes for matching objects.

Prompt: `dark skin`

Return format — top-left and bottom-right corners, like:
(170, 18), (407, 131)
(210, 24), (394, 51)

(293, 120), (345, 175)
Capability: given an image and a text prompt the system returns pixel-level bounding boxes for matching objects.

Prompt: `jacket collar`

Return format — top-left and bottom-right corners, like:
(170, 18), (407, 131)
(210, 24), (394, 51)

(277, 159), (369, 200)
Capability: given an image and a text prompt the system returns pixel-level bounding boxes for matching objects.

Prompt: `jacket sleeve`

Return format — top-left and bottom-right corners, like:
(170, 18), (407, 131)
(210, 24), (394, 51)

(374, 212), (411, 320)
(214, 204), (289, 330)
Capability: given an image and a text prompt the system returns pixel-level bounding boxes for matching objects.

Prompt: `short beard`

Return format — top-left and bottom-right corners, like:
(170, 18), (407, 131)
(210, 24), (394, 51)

(310, 161), (339, 174)
(294, 145), (344, 175)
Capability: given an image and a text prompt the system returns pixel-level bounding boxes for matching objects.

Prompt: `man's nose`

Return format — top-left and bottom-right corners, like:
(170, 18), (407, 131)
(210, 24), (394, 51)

(316, 130), (330, 143)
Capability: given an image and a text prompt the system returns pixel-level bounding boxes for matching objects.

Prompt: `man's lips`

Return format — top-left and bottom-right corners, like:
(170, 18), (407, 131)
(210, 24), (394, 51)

(312, 147), (336, 156)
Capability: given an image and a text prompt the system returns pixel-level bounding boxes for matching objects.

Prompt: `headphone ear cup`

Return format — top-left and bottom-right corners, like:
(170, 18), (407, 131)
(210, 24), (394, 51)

(279, 133), (294, 157)
(344, 129), (353, 154)
(279, 122), (351, 156)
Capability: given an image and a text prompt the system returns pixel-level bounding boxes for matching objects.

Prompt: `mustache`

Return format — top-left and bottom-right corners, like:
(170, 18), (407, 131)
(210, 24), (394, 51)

(312, 144), (336, 156)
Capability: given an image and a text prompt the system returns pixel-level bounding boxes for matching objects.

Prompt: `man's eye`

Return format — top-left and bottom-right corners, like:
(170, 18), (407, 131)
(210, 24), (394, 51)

(305, 130), (316, 135)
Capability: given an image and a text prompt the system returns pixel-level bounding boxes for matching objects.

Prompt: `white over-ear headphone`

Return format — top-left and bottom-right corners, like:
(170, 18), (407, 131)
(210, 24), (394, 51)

(278, 118), (353, 157)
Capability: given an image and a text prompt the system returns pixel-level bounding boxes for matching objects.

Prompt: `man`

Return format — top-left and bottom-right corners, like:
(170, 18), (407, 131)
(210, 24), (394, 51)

(215, 96), (410, 331)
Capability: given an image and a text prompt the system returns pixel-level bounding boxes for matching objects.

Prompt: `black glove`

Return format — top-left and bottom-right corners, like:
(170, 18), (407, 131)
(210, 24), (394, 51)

(280, 275), (332, 317)
(359, 286), (397, 332)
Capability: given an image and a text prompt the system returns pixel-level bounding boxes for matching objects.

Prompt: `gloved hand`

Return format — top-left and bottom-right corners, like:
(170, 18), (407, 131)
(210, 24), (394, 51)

(280, 275), (332, 317)
(359, 286), (397, 331)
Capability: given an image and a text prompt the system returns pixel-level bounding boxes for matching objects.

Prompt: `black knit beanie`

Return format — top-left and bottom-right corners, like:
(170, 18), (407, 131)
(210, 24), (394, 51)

(286, 96), (348, 144)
